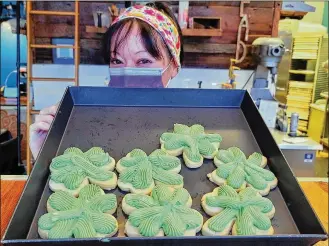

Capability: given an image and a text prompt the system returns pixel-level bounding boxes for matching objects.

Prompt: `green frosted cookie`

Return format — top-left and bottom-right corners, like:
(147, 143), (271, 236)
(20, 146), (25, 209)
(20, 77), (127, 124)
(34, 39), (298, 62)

(160, 124), (222, 168)
(38, 184), (118, 239)
(49, 147), (117, 196)
(116, 149), (183, 194)
(208, 147), (277, 196)
(122, 184), (203, 237)
(201, 185), (275, 236)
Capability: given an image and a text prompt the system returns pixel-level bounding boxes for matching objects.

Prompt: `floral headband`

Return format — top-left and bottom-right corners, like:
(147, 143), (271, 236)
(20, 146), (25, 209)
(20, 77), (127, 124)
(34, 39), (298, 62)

(112, 5), (181, 68)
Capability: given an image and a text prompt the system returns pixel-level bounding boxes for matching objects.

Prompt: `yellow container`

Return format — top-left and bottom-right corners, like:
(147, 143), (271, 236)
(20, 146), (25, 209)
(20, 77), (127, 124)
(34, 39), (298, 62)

(308, 103), (326, 143)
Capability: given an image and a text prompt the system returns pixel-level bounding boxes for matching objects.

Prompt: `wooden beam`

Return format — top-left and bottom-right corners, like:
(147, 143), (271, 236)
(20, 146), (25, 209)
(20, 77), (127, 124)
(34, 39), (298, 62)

(74, 0), (80, 86)
(189, 1), (275, 8)
(33, 23), (103, 39)
(30, 10), (76, 16)
(86, 25), (107, 34)
(80, 39), (102, 49)
(272, 1), (282, 37)
(26, 1), (32, 174)
(184, 43), (236, 54)
(183, 53), (255, 69)
(31, 44), (76, 49)
(184, 33), (272, 46)
(182, 29), (222, 37)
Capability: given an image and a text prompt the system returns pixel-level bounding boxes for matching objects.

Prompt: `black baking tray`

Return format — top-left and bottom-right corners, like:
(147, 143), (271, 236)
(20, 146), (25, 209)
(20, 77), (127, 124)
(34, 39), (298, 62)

(2, 87), (327, 246)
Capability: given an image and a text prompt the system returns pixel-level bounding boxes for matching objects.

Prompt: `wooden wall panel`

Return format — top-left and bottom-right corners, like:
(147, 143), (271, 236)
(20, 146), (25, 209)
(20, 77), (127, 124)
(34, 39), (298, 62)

(183, 53), (254, 68)
(188, 6), (274, 34)
(28, 1), (281, 68)
(189, 1), (275, 8)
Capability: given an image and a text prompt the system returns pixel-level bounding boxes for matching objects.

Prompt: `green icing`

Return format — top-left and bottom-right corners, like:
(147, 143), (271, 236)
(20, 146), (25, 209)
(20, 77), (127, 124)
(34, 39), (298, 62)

(148, 150), (180, 171)
(173, 206), (203, 229)
(50, 166), (86, 190)
(71, 155), (113, 181)
(160, 124), (222, 164)
(216, 185), (239, 198)
(89, 212), (117, 235)
(50, 147), (116, 190)
(208, 208), (238, 232)
(246, 173), (267, 190)
(216, 147), (246, 165)
(213, 147), (275, 193)
(248, 152), (263, 166)
(72, 216), (97, 238)
(48, 219), (76, 239)
(152, 167), (183, 186)
(204, 185), (273, 235)
(124, 184), (203, 237)
(48, 191), (78, 211)
(50, 155), (73, 171)
(125, 194), (159, 209)
(226, 165), (245, 189)
(39, 184), (117, 239)
(84, 147), (112, 167)
(64, 147), (84, 156)
(117, 149), (183, 193)
(119, 160), (153, 189)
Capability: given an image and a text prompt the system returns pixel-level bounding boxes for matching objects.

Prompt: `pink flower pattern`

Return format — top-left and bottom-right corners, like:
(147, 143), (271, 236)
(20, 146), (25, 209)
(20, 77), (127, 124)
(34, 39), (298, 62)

(112, 5), (181, 68)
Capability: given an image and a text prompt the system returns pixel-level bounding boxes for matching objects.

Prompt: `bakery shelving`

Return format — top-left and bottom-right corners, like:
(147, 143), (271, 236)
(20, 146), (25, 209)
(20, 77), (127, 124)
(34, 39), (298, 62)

(286, 35), (324, 133)
(182, 29), (223, 37)
(313, 35), (328, 102)
(85, 25), (107, 34)
(25, 1), (80, 174)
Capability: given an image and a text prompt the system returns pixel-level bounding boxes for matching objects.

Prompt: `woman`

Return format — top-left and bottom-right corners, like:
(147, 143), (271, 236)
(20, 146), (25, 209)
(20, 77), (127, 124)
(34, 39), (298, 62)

(29, 2), (183, 159)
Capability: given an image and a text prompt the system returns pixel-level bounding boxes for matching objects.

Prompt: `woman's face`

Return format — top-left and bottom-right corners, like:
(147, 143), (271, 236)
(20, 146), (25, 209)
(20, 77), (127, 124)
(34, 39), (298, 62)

(110, 22), (178, 87)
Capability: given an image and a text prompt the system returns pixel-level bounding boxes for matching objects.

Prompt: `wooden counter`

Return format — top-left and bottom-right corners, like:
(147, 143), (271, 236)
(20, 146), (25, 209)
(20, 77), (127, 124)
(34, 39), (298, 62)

(1, 177), (27, 241)
(0, 179), (328, 244)
(0, 96), (27, 107)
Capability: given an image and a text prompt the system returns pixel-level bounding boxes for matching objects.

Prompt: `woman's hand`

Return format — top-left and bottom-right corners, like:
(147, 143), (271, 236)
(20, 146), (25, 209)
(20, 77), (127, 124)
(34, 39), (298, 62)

(29, 104), (58, 159)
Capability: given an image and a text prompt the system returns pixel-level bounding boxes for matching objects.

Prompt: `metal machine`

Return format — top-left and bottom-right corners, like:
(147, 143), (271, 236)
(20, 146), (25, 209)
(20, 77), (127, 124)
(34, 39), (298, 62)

(250, 37), (285, 106)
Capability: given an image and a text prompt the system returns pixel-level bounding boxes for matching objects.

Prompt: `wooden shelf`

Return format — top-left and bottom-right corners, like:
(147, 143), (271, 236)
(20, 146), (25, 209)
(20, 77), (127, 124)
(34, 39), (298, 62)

(30, 10), (76, 16)
(30, 44), (76, 49)
(289, 70), (316, 75)
(182, 29), (222, 37)
(1, 95), (27, 107)
(31, 77), (76, 82)
(86, 26), (107, 34)
(320, 92), (328, 99)
(321, 138), (328, 148)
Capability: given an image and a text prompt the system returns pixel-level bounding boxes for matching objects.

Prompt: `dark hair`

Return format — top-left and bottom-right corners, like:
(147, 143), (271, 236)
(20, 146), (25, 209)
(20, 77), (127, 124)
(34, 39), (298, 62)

(102, 2), (184, 65)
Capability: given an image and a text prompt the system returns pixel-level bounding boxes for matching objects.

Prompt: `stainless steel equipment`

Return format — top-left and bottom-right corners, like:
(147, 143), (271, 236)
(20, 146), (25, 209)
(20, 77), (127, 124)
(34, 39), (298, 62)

(275, 31), (293, 104)
(251, 37), (285, 106)
(290, 112), (299, 135)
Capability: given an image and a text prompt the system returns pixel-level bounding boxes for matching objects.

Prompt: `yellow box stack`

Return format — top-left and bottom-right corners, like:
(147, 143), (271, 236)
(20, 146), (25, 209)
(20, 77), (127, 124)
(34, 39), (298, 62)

(286, 35), (322, 133)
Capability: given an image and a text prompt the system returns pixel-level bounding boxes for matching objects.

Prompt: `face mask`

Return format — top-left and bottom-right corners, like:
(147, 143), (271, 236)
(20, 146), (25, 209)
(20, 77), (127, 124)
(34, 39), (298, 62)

(108, 62), (172, 88)
(165, 78), (172, 88)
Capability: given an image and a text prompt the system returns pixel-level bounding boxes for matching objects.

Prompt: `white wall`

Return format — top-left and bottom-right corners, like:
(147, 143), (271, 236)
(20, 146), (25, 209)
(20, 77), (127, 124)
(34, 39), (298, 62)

(32, 64), (254, 110)
(302, 2), (325, 24)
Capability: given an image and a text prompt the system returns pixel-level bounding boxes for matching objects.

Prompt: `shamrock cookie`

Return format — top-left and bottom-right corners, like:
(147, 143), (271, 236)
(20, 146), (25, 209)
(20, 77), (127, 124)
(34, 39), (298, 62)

(83, 147), (116, 171)
(207, 147), (277, 196)
(122, 184), (203, 237)
(160, 124), (222, 168)
(201, 185), (275, 236)
(38, 184), (118, 239)
(116, 149), (183, 194)
(49, 147), (117, 196)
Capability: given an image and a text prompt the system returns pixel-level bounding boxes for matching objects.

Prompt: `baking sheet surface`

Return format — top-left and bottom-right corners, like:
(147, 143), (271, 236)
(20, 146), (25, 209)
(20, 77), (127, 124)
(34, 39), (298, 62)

(27, 106), (299, 239)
